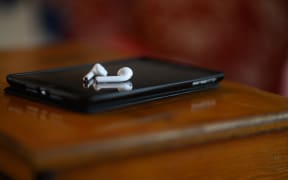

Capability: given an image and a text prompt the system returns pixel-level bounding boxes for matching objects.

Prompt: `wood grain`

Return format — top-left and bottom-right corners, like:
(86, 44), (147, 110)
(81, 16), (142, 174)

(1, 44), (288, 179)
(57, 129), (288, 180)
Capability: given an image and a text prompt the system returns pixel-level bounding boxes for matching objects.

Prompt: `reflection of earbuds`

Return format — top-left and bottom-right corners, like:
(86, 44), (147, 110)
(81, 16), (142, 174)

(93, 82), (133, 92)
(82, 79), (95, 88)
(83, 63), (108, 82)
(96, 67), (133, 83)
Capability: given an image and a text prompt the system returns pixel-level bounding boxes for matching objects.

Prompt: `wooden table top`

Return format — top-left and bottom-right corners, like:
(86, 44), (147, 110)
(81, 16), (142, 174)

(1, 44), (288, 179)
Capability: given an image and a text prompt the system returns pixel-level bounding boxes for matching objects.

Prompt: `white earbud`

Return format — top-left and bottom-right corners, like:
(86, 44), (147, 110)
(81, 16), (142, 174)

(83, 63), (108, 82)
(93, 82), (133, 92)
(96, 67), (133, 83)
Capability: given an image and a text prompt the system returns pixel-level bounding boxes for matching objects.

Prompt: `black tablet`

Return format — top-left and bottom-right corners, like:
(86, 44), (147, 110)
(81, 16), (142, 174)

(5, 56), (224, 113)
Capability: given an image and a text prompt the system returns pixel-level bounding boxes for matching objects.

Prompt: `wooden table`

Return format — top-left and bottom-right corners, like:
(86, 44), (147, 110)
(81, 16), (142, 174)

(1, 44), (288, 179)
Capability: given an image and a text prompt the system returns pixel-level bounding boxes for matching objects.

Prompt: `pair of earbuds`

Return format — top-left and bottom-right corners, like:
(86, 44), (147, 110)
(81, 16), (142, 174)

(83, 63), (133, 83)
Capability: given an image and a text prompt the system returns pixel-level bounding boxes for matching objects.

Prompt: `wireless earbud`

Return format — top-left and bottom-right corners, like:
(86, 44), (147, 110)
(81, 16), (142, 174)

(96, 67), (133, 83)
(93, 82), (133, 92)
(83, 63), (108, 82)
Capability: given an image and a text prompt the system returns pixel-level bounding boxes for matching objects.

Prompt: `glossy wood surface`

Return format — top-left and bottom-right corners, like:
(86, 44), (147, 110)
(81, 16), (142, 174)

(58, 129), (288, 180)
(1, 44), (288, 179)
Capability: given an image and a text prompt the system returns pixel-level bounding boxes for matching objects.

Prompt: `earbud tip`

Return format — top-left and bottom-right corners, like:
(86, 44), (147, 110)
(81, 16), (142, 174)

(94, 63), (108, 76)
(118, 67), (133, 78)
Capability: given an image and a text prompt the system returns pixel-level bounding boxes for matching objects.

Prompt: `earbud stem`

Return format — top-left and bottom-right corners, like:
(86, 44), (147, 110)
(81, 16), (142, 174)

(82, 63), (108, 82)
(96, 76), (130, 83)
(83, 71), (95, 82)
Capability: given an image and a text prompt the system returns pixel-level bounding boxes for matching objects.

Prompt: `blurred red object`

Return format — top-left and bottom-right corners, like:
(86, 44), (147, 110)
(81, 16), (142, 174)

(53, 0), (288, 94)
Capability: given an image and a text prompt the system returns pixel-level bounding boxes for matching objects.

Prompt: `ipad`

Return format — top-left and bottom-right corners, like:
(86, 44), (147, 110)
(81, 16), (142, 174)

(5, 56), (224, 113)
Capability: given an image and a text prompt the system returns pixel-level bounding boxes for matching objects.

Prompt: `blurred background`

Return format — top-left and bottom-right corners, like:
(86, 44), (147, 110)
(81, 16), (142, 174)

(0, 0), (288, 95)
